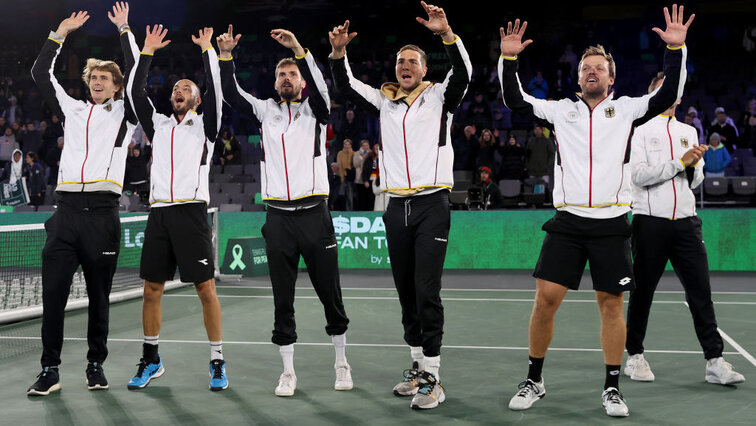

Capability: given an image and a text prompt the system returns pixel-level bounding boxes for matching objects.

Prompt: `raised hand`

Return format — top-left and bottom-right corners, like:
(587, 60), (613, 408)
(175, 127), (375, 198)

(270, 29), (305, 57)
(55, 11), (90, 38)
(652, 4), (695, 48)
(142, 24), (171, 54)
(499, 19), (533, 57)
(216, 24), (241, 58)
(108, 2), (129, 30)
(192, 27), (214, 51)
(328, 20), (357, 59)
(416, 1), (452, 39)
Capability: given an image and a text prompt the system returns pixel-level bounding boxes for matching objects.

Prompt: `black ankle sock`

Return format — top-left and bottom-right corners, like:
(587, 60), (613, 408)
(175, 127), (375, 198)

(605, 364), (621, 390)
(143, 343), (159, 362)
(527, 356), (544, 382)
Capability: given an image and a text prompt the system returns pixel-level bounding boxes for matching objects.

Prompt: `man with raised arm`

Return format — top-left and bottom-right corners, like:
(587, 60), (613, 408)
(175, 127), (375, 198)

(27, 3), (139, 396)
(216, 25), (351, 397)
(329, 1), (471, 410)
(498, 5), (693, 417)
(624, 73), (745, 386)
(125, 25), (227, 391)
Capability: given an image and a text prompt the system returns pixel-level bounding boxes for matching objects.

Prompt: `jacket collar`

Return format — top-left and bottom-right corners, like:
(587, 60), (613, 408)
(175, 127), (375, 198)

(381, 81), (432, 105)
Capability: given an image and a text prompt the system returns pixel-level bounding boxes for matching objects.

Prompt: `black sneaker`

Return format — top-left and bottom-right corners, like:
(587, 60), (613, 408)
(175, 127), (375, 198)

(86, 362), (109, 390)
(27, 367), (61, 396)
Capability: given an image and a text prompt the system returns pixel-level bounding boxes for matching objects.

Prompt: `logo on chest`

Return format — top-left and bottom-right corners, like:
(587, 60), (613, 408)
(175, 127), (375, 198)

(604, 106), (615, 118)
(104, 104), (112, 112)
(293, 110), (301, 121)
(566, 110), (579, 122)
(649, 137), (662, 148)
(274, 115), (284, 123)
(680, 137), (689, 148)
(185, 119), (194, 126)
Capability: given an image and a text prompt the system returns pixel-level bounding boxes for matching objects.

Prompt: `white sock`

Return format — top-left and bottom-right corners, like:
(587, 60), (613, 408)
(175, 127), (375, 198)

(144, 335), (159, 345)
(280, 344), (295, 373)
(210, 341), (223, 361)
(332, 333), (347, 365)
(410, 346), (425, 370)
(424, 355), (441, 382)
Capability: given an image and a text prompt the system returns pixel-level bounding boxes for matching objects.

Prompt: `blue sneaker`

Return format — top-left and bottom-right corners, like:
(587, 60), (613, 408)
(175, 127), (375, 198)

(209, 359), (228, 391)
(127, 356), (165, 390)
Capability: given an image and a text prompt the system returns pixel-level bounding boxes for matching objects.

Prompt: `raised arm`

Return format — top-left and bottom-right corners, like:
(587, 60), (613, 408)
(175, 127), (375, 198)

(30, 11), (90, 122)
(497, 19), (557, 123)
(216, 25), (268, 121)
(192, 27), (223, 142)
(416, 2), (472, 112)
(109, 2), (139, 124)
(328, 20), (383, 116)
(127, 25), (171, 141)
(632, 5), (694, 125)
(271, 28), (330, 123)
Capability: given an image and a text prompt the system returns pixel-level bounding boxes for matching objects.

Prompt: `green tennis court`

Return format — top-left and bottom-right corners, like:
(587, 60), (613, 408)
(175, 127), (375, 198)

(1, 271), (753, 425)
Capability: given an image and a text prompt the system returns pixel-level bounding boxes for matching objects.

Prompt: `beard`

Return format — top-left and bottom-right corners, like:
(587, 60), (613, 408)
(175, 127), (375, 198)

(172, 97), (197, 116)
(278, 86), (301, 101)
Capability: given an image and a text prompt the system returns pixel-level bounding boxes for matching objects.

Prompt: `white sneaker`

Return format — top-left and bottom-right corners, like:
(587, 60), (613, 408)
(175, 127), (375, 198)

(334, 362), (353, 391)
(602, 387), (629, 417)
(410, 371), (445, 410)
(274, 371), (297, 396)
(705, 357), (745, 385)
(508, 378), (545, 411)
(624, 354), (655, 382)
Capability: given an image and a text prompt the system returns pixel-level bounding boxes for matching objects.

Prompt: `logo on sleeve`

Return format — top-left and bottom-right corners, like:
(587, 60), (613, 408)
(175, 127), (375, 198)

(604, 106), (615, 118)
(680, 137), (689, 148)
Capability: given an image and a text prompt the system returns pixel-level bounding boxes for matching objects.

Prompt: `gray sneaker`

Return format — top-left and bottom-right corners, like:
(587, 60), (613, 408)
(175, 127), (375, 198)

(410, 371), (445, 410)
(392, 361), (420, 396)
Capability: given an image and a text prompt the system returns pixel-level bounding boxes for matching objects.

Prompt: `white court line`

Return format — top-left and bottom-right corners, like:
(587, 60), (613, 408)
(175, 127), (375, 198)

(683, 301), (756, 368)
(214, 286), (756, 295)
(0, 336), (740, 356)
(165, 294), (756, 305)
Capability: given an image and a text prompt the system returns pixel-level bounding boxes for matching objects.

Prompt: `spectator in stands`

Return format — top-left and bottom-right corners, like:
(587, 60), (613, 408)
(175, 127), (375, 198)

(526, 125), (555, 184)
(497, 134), (526, 180)
(476, 128), (497, 175)
(478, 166), (502, 209)
(741, 99), (756, 149)
(336, 109), (367, 152)
(6, 96), (22, 126)
(703, 133), (731, 177)
(558, 44), (578, 78)
(527, 71), (549, 99)
(551, 68), (572, 100)
(464, 92), (492, 131)
(365, 144), (386, 211)
(353, 139), (372, 210)
(42, 116), (64, 155)
(709, 107), (739, 151)
(491, 93), (512, 132)
(19, 122), (43, 156)
(44, 137), (63, 185)
(25, 151), (45, 206)
(0, 117), (7, 134)
(453, 125), (478, 171)
(124, 143), (151, 195)
(10, 121), (21, 139)
(216, 128), (241, 165)
(0, 148), (25, 184)
(329, 162), (345, 211)
(0, 127), (19, 167)
(337, 138), (356, 210)
(686, 106), (705, 144)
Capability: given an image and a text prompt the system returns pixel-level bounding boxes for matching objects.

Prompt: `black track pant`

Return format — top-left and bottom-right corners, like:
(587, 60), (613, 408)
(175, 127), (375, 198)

(262, 201), (349, 346)
(626, 214), (724, 359)
(41, 192), (120, 367)
(383, 191), (450, 357)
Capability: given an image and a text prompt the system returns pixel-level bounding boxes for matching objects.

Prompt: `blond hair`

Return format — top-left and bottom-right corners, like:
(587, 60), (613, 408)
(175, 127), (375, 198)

(82, 58), (124, 100)
(275, 57), (299, 76)
(579, 45), (616, 79)
(397, 44), (427, 67)
(648, 71), (665, 94)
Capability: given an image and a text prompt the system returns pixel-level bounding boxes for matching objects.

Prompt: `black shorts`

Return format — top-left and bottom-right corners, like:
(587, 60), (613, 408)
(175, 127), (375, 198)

(140, 203), (214, 283)
(533, 211), (634, 293)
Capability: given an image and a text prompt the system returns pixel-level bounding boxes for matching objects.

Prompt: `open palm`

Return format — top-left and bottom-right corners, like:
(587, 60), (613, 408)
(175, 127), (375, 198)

(652, 4), (695, 47)
(500, 19), (533, 57)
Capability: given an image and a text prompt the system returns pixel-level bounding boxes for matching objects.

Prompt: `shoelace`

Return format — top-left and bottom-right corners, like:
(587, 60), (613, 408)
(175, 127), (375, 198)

(516, 380), (539, 397)
(417, 372), (437, 395)
(604, 389), (625, 405)
(401, 367), (419, 383)
(37, 368), (55, 379)
(135, 359), (149, 377)
(211, 361), (224, 379)
(336, 366), (349, 381)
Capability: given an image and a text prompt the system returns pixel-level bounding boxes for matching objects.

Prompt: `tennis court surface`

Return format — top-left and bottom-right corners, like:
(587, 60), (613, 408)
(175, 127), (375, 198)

(1, 270), (753, 425)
